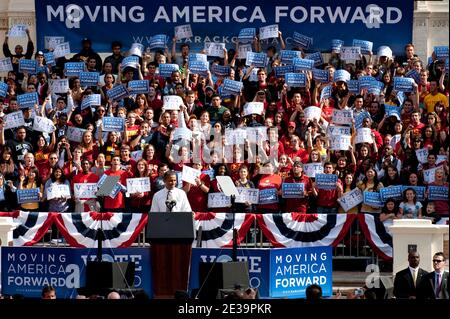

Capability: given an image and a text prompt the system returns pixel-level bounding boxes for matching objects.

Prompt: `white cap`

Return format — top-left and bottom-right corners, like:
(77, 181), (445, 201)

(377, 46), (392, 58)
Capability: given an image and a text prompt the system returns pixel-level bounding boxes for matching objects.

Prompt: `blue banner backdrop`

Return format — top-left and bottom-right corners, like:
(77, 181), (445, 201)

(189, 246), (332, 298)
(35, 0), (413, 54)
(0, 247), (152, 299)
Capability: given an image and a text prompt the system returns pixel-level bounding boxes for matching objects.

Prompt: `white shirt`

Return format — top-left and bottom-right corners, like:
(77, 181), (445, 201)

(150, 187), (192, 212)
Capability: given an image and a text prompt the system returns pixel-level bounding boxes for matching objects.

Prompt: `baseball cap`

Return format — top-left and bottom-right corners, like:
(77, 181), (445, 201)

(288, 121), (296, 128)
(205, 86), (215, 91)
(35, 50), (44, 57)
(82, 38), (91, 44)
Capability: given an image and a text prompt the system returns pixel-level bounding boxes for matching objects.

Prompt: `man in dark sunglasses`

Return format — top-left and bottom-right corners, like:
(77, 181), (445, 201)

(417, 252), (449, 299)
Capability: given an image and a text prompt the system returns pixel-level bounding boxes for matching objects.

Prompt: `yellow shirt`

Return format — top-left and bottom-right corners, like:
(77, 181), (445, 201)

(424, 92), (448, 113)
(357, 181), (384, 214)
(20, 182), (43, 211)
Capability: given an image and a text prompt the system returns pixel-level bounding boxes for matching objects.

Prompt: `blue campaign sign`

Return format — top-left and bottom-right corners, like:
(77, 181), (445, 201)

(0, 82), (8, 97)
(121, 55), (139, 69)
(355, 110), (371, 128)
(281, 183), (304, 198)
(292, 58), (314, 71)
(405, 69), (420, 84)
(79, 71), (100, 86)
(320, 85), (332, 100)
(238, 28), (256, 42)
(17, 92), (39, 109)
(16, 188), (40, 204)
(315, 174), (338, 190)
(44, 52), (55, 65)
(106, 84), (129, 100)
(64, 62), (85, 77)
(103, 116), (125, 132)
(312, 68), (330, 83)
(304, 52), (323, 66)
(223, 79), (243, 93)
(188, 53), (208, 62)
(358, 75), (377, 89)
(1, 247), (152, 299)
(280, 50), (302, 65)
(35, 1), (413, 55)
(379, 185), (403, 201)
(19, 59), (37, 73)
(246, 52), (267, 68)
(434, 46), (449, 60)
(334, 69), (351, 82)
(352, 39), (373, 54)
(347, 79), (360, 93)
(384, 104), (401, 118)
(270, 246), (332, 298)
(189, 248), (271, 297)
(128, 80), (150, 94)
(158, 63), (179, 77)
(368, 81), (384, 95)
(259, 188), (278, 204)
(80, 94), (101, 110)
(393, 77), (414, 92)
(331, 39), (344, 52)
(428, 185), (449, 201)
(285, 73), (306, 87)
(188, 60), (209, 75)
(274, 65), (294, 78)
(363, 191), (383, 208)
(292, 32), (313, 49)
(211, 64), (230, 76)
(149, 34), (168, 49)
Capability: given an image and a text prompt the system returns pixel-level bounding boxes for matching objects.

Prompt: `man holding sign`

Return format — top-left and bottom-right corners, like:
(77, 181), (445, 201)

(312, 162), (343, 214)
(3, 26), (34, 79)
(72, 159), (100, 212)
(283, 161), (312, 213)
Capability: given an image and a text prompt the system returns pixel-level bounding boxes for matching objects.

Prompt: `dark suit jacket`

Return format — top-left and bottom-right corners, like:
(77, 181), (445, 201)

(393, 267), (428, 298)
(417, 271), (449, 299)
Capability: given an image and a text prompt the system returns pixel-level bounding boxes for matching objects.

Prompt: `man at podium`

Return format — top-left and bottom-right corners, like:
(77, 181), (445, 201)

(150, 170), (192, 212)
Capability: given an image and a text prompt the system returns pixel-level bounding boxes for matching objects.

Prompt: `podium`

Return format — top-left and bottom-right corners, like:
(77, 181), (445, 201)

(389, 219), (449, 274)
(147, 212), (194, 298)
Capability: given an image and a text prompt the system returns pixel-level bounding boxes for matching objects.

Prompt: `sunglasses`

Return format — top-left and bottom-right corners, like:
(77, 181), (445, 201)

(433, 259), (444, 263)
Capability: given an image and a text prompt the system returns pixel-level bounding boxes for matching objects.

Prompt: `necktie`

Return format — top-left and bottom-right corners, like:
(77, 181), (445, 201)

(435, 273), (442, 298)
(412, 269), (417, 287)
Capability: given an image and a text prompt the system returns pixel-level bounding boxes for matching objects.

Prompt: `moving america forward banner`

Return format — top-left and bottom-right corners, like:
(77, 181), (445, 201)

(36, 0), (413, 53)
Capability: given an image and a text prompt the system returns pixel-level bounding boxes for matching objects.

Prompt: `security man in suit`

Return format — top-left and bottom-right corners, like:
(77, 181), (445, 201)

(393, 251), (428, 299)
(418, 252), (449, 299)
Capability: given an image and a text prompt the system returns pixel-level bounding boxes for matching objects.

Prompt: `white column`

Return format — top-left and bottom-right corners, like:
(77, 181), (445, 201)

(389, 219), (449, 275)
(0, 217), (15, 246)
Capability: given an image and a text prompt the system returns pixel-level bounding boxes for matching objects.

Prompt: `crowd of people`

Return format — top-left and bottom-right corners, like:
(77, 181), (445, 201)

(0, 26), (448, 223)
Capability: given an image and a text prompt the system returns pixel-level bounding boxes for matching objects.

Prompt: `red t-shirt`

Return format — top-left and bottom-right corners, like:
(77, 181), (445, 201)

(284, 175), (312, 213)
(258, 174), (282, 211)
(183, 173), (210, 212)
(72, 172), (100, 211)
(103, 169), (131, 209)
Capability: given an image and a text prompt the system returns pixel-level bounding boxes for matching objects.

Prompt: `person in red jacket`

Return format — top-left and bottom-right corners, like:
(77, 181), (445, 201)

(258, 162), (282, 213)
(71, 159), (100, 212)
(283, 161), (312, 213)
(312, 162), (343, 214)
(103, 156), (132, 211)
(183, 161), (210, 212)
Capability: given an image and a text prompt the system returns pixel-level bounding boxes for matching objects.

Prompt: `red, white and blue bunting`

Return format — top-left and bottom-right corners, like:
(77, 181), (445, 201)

(0, 211), (394, 260)
(194, 212), (255, 248)
(0, 211), (55, 246)
(255, 213), (357, 248)
(357, 214), (393, 261)
(54, 212), (148, 248)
